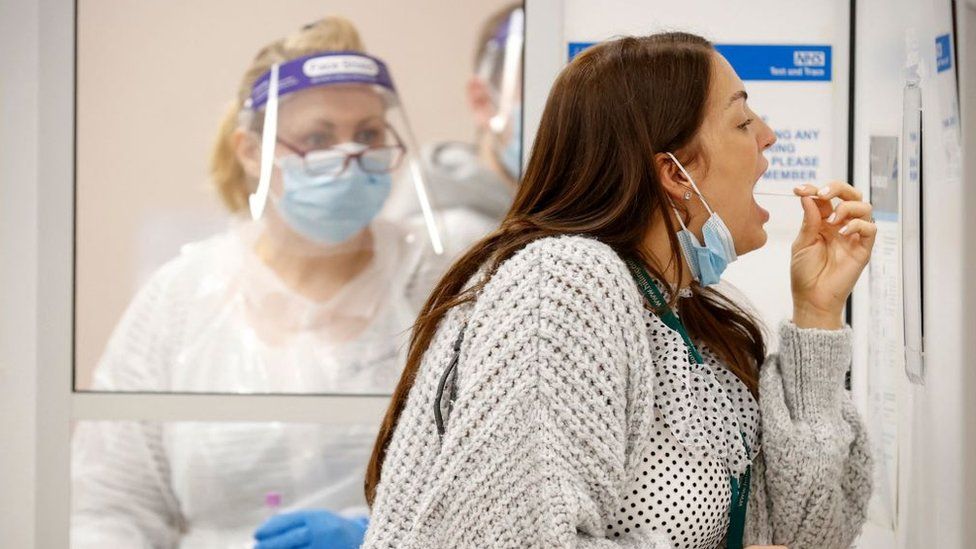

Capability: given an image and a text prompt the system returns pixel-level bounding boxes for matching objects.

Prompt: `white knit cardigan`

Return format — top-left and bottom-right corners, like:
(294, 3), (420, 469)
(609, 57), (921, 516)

(364, 235), (872, 549)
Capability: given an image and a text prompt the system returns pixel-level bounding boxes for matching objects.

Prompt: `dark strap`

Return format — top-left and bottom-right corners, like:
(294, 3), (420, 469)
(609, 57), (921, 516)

(624, 258), (704, 364)
(434, 322), (467, 437)
(727, 442), (751, 549)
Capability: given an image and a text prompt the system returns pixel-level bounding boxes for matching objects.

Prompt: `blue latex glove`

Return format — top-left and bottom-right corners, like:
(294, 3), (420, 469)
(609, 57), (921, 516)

(254, 509), (368, 549)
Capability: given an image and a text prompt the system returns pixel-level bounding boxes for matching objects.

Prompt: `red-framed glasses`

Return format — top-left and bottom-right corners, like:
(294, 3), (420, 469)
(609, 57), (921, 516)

(275, 126), (407, 177)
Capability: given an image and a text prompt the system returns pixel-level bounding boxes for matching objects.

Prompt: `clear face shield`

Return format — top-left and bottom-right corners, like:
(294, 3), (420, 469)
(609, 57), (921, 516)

(241, 51), (444, 256)
(477, 7), (524, 180)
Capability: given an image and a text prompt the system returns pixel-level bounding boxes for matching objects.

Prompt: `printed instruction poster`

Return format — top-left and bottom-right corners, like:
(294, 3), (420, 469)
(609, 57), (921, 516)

(867, 135), (901, 529)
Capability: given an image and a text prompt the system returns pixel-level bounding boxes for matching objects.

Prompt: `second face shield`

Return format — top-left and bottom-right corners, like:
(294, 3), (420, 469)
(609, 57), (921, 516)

(478, 7), (524, 180)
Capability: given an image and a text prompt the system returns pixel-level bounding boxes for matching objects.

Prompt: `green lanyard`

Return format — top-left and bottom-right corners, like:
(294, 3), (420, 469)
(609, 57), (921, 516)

(624, 258), (750, 549)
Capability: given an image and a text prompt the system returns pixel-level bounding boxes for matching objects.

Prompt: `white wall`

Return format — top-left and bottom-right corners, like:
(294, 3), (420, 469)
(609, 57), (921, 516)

(960, 0), (976, 537)
(0, 0), (39, 545)
(851, 0), (976, 547)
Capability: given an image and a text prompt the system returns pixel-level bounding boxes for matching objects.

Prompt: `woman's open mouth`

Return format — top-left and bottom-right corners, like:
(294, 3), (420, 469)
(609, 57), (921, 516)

(754, 198), (770, 223)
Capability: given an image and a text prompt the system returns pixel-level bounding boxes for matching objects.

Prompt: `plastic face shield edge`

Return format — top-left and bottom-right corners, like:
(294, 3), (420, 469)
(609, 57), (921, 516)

(479, 8), (524, 153)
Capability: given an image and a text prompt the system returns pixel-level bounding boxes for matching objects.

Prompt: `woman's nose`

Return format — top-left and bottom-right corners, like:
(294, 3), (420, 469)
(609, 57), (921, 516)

(758, 118), (776, 151)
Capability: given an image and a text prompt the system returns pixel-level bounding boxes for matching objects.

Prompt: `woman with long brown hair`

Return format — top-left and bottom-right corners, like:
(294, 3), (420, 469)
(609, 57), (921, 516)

(362, 32), (873, 549)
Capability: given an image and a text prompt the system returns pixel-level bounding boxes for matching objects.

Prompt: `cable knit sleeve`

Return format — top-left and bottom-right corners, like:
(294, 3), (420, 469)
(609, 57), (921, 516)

(744, 322), (873, 548)
(364, 236), (672, 549)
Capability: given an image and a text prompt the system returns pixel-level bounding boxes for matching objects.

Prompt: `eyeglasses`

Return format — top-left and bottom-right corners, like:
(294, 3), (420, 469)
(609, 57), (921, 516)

(275, 131), (406, 177)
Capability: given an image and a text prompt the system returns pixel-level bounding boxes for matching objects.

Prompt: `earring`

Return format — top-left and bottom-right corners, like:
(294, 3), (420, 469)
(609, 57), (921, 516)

(683, 191), (692, 201)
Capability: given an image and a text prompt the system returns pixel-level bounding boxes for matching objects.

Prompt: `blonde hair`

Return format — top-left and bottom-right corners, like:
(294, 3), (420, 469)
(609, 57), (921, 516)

(210, 16), (366, 213)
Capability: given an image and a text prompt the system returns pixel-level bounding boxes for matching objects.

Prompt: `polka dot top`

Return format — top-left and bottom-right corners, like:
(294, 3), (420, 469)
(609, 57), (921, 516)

(606, 305), (761, 549)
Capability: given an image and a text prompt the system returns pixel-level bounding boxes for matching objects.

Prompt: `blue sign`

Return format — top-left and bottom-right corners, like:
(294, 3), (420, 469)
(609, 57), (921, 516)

(567, 42), (832, 82)
(713, 44), (831, 81)
(568, 42), (596, 60)
(936, 34), (952, 73)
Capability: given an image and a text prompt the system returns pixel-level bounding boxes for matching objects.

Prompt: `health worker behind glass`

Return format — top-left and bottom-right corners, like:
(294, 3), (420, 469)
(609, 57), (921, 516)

(363, 32), (874, 549)
(398, 3), (523, 252)
(71, 17), (444, 549)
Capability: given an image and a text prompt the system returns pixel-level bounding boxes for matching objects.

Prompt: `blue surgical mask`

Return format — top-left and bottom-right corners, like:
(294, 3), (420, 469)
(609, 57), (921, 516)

(494, 104), (522, 180)
(666, 152), (737, 286)
(273, 151), (392, 244)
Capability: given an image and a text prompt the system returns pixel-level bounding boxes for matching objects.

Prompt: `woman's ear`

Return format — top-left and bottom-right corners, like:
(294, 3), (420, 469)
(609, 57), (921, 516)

(654, 152), (694, 203)
(233, 128), (262, 180)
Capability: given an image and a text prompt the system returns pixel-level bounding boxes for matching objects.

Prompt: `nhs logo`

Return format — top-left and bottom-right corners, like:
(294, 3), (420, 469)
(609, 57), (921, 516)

(714, 44), (832, 81)
(794, 50), (826, 67)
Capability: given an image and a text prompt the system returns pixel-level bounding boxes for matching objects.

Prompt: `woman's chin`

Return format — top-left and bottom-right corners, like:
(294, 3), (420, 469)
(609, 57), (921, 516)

(735, 228), (768, 256)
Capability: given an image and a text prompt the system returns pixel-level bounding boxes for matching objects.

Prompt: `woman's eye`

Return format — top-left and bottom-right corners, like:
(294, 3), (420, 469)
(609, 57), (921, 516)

(737, 118), (754, 131)
(304, 133), (334, 150)
(355, 128), (384, 146)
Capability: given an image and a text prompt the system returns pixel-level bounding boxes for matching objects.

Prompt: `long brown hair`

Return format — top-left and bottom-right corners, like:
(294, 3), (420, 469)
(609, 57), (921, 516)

(365, 32), (766, 505)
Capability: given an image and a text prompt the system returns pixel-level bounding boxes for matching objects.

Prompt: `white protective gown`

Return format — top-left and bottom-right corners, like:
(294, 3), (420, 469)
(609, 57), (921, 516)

(71, 219), (433, 548)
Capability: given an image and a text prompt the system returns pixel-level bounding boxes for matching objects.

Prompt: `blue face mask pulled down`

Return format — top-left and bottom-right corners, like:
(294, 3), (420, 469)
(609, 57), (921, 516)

(274, 152), (392, 245)
(666, 152), (738, 286)
(494, 104), (522, 180)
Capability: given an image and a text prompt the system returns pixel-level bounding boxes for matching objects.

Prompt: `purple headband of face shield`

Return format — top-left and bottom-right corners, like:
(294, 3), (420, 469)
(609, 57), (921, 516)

(247, 51), (396, 110)
(490, 9), (521, 46)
